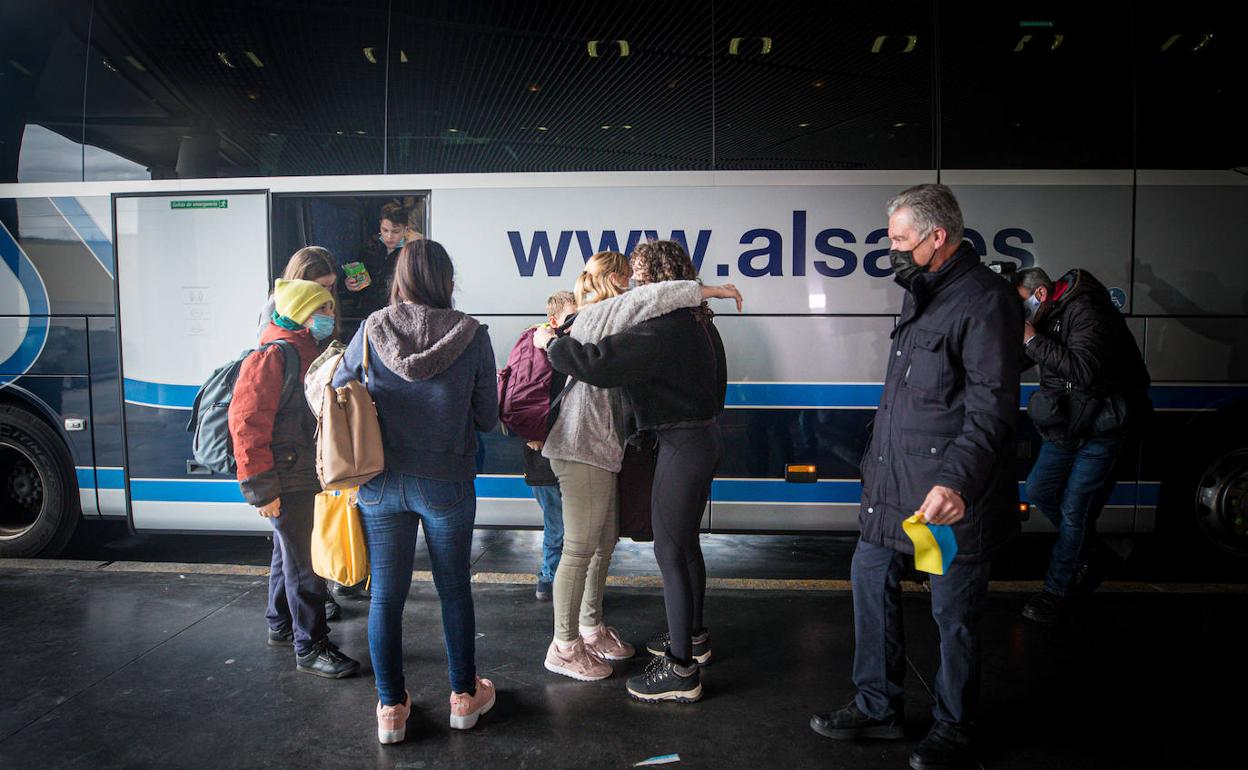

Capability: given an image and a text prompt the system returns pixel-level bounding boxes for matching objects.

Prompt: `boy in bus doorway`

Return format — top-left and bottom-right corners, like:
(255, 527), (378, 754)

(340, 202), (410, 319)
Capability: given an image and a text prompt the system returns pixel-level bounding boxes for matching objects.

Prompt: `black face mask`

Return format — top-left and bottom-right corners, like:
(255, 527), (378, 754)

(889, 249), (927, 290)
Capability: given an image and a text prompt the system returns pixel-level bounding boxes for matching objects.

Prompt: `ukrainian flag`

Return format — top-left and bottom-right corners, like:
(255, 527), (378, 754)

(902, 513), (958, 575)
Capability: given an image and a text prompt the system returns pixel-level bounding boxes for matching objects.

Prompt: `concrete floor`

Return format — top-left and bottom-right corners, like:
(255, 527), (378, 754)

(1, 555), (1244, 769)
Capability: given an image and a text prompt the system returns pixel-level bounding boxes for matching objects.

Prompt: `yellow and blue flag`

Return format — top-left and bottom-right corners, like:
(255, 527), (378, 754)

(902, 512), (958, 575)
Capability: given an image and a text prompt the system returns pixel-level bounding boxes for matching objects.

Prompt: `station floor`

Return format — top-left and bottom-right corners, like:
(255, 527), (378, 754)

(1, 531), (1244, 769)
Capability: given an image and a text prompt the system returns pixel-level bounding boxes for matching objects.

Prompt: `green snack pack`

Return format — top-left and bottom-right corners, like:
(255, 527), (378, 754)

(343, 261), (372, 291)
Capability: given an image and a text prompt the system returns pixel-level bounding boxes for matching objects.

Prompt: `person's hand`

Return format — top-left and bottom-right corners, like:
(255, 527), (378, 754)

(918, 485), (965, 525)
(533, 326), (556, 350)
(526, 440), (544, 451)
(258, 497), (282, 518)
(1023, 320), (1036, 343)
(345, 276), (364, 292)
(701, 283), (744, 312)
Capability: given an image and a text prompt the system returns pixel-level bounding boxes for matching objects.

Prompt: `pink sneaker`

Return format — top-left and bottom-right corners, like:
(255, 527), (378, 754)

(376, 690), (411, 745)
(544, 638), (613, 681)
(449, 676), (495, 730)
(583, 625), (635, 661)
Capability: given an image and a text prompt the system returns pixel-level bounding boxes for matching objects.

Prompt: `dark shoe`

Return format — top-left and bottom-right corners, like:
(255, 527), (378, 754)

(325, 595), (341, 622)
(1070, 558), (1105, 598)
(1021, 591), (1066, 625)
(266, 625), (293, 647)
(331, 581), (371, 600)
(645, 628), (712, 665)
(909, 721), (973, 770)
(296, 639), (361, 679)
(535, 579), (552, 602)
(810, 701), (904, 740)
(626, 654), (702, 703)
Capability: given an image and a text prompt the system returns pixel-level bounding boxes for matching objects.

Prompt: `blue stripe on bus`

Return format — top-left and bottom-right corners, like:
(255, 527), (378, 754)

(123, 379), (200, 409)
(120, 379), (1246, 412)
(113, 475), (1159, 507)
(51, 196), (115, 278)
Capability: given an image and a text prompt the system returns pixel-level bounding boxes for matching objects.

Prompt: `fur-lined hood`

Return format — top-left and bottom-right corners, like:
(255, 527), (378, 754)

(366, 303), (481, 381)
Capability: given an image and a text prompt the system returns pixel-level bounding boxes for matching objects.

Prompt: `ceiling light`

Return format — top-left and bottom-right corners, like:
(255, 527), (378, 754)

(528, 83), (541, 93)
(101, 57), (118, 73)
(363, 47), (377, 64)
(798, 122), (810, 127)
(448, 128), (459, 133)
(1050, 34), (1064, 51)
(812, 79), (825, 89)
(400, 50), (408, 63)
(355, 130), (366, 135)
(1193, 33), (1213, 52)
(536, 126), (548, 131)
(601, 125), (611, 129)
(622, 125), (633, 129)
(893, 122), (905, 127)
(335, 130), (344, 135)
(244, 51), (264, 67)
(903, 35), (917, 53)
(1013, 35), (1032, 53)
(1160, 34), (1180, 52)
(870, 35), (886, 53)
(217, 52), (236, 68)
(8, 59), (32, 76)
(124, 56), (147, 72)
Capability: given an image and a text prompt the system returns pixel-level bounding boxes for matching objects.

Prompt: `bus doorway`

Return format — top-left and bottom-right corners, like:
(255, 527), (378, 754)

(270, 192), (428, 337)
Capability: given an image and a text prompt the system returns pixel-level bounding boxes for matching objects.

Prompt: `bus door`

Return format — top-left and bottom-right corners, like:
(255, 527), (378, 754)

(113, 191), (271, 533)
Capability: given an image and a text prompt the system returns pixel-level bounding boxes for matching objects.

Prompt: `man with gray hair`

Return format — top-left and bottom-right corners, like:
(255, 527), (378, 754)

(810, 184), (1022, 770)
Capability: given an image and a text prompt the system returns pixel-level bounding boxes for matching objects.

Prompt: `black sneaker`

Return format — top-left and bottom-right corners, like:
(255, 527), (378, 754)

(645, 629), (712, 665)
(325, 595), (341, 622)
(810, 701), (904, 740)
(266, 625), (293, 647)
(296, 639), (361, 679)
(909, 720), (973, 770)
(331, 581), (371, 601)
(626, 654), (702, 703)
(535, 579), (552, 602)
(1021, 591), (1066, 625)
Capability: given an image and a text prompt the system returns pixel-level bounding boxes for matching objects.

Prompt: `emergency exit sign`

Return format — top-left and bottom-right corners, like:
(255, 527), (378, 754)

(170, 200), (228, 209)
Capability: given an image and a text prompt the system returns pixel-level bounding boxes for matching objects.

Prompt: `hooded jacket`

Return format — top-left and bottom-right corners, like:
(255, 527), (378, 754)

(229, 322), (322, 506)
(541, 281), (704, 473)
(332, 302), (497, 482)
(1024, 268), (1151, 442)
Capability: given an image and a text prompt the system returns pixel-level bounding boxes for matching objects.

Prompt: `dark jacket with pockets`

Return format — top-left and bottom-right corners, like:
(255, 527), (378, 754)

(1024, 268), (1151, 446)
(860, 241), (1023, 563)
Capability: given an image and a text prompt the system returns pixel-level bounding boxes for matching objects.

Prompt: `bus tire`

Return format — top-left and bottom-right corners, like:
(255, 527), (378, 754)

(1159, 408), (1248, 572)
(0, 405), (79, 558)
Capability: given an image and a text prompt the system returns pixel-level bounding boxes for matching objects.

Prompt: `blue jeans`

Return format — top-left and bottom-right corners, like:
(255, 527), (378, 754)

(1025, 435), (1125, 597)
(533, 485), (564, 583)
(358, 471), (477, 705)
(851, 539), (990, 725)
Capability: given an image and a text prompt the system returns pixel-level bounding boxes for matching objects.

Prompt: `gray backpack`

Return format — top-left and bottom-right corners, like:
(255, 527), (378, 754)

(185, 341), (300, 475)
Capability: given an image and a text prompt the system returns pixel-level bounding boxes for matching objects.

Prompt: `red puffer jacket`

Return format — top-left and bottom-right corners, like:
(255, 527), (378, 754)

(228, 323), (321, 506)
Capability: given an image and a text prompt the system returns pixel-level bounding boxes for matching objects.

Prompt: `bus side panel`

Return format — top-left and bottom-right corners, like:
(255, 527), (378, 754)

(88, 318), (126, 517)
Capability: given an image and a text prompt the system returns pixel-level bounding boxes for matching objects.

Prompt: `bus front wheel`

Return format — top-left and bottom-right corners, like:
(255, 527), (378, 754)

(1194, 448), (1248, 558)
(0, 405), (78, 558)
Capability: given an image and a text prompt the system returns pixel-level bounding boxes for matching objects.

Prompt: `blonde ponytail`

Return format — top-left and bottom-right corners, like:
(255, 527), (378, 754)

(574, 251), (630, 307)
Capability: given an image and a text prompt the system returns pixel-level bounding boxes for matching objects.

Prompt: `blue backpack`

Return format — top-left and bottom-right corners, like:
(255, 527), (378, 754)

(185, 341), (300, 475)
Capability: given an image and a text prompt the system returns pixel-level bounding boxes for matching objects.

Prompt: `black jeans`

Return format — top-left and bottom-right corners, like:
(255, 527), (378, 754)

(851, 538), (990, 726)
(264, 490), (329, 656)
(651, 422), (722, 663)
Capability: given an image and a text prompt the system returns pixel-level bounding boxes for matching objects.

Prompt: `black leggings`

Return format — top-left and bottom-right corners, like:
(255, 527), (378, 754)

(651, 422), (722, 663)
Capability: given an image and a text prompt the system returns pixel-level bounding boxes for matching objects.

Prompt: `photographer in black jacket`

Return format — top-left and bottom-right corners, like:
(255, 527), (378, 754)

(1014, 267), (1151, 624)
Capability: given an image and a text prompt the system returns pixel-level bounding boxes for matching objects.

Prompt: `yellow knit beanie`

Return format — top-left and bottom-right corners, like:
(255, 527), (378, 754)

(273, 279), (334, 325)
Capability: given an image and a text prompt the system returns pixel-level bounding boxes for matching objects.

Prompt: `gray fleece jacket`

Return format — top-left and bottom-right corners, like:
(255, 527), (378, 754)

(332, 303), (498, 482)
(542, 281), (702, 472)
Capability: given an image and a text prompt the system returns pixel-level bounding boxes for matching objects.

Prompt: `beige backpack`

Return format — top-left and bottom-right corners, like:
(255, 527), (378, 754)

(304, 340), (346, 420)
(316, 325), (385, 490)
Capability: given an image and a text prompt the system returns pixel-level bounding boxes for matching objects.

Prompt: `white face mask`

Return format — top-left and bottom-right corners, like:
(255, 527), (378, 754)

(1024, 292), (1043, 321)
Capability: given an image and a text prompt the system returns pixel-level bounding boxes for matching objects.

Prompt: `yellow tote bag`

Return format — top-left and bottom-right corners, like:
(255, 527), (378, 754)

(312, 488), (370, 587)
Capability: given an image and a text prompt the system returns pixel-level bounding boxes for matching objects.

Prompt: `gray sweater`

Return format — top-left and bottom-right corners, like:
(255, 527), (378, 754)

(542, 281), (702, 472)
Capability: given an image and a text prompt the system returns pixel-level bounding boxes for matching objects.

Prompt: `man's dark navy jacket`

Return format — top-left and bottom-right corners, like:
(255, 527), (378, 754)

(860, 241), (1024, 563)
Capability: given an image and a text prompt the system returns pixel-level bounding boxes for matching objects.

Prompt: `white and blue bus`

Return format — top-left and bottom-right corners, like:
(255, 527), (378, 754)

(2, 1), (1245, 563)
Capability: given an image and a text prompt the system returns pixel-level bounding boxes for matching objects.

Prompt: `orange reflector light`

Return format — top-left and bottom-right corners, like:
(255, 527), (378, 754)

(788, 465), (816, 474)
(785, 465), (818, 484)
